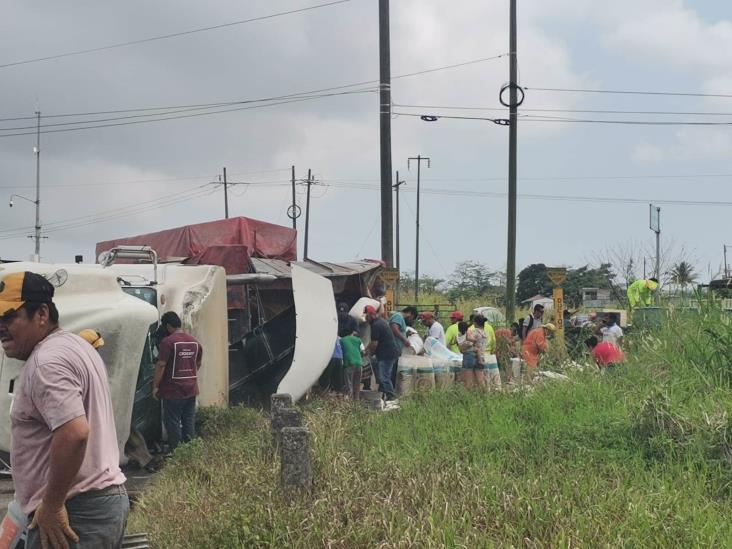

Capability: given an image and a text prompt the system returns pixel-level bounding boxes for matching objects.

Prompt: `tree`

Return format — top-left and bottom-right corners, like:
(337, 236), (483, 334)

(669, 261), (697, 296)
(444, 261), (498, 302)
(516, 264), (552, 304)
(398, 271), (445, 300)
(563, 264), (615, 308)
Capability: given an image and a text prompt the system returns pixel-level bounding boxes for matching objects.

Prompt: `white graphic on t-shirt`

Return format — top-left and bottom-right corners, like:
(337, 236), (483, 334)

(171, 341), (199, 379)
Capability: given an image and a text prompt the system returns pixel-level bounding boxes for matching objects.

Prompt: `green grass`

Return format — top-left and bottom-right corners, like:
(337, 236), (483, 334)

(129, 302), (732, 547)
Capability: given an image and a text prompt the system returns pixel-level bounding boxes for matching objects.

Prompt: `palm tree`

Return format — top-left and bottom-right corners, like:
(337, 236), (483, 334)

(669, 261), (697, 296)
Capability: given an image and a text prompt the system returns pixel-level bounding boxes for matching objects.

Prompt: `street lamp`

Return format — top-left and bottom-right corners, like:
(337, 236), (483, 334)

(8, 192), (41, 261)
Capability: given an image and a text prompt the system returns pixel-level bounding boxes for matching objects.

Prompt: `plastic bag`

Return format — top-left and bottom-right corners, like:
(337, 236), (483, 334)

(423, 336), (462, 363)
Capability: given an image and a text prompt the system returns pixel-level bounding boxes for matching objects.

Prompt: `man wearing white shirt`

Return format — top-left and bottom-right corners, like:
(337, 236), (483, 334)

(420, 311), (446, 346)
(600, 314), (624, 348)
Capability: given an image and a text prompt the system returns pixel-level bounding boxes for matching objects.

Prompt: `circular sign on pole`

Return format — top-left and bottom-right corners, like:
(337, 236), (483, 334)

(546, 267), (567, 286)
(286, 204), (302, 220)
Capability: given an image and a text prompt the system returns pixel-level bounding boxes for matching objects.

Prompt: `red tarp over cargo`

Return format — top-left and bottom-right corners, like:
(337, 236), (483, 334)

(95, 217), (297, 274)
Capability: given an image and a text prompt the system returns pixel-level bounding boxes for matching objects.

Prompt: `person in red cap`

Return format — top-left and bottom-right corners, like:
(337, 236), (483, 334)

(444, 311), (464, 354)
(419, 311), (445, 346)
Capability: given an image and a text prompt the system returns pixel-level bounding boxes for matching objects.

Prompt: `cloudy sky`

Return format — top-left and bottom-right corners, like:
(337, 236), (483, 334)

(2, 0), (731, 283)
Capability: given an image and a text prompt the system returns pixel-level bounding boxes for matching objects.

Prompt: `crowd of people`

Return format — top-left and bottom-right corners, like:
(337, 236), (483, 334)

(329, 297), (632, 405)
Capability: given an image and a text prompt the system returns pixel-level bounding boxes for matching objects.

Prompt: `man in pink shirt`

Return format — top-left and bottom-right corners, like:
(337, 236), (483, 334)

(0, 271), (127, 548)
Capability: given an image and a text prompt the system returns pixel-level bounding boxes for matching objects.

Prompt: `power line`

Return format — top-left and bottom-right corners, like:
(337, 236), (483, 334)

(0, 89), (377, 130)
(394, 102), (732, 117)
(0, 0), (354, 70)
(523, 86), (732, 99)
(394, 110), (732, 126)
(0, 90), (377, 138)
(0, 184), (212, 238)
(0, 54), (508, 123)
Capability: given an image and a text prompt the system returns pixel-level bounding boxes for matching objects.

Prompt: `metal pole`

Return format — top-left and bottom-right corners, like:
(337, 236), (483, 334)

(291, 165), (297, 230)
(408, 156), (430, 302)
(378, 0), (394, 267)
(393, 171), (405, 271)
(724, 245), (728, 278)
(655, 206), (661, 280)
(223, 167), (229, 219)
(505, 0), (518, 323)
(34, 111), (41, 260)
(415, 156), (421, 302)
(304, 169), (312, 260)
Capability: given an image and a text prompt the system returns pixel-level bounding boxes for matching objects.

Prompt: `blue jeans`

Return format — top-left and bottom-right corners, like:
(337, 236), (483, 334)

(26, 484), (129, 549)
(163, 396), (196, 450)
(376, 358), (397, 400)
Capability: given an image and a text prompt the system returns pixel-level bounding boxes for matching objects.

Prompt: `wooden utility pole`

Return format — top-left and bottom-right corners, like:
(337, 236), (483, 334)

(505, 0), (519, 323)
(223, 166), (229, 219)
(408, 155), (430, 302)
(304, 169), (312, 260)
(393, 170), (405, 271)
(379, 0), (394, 267)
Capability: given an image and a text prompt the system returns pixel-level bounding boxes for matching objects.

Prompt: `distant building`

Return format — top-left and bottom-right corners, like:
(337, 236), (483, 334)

(581, 287), (613, 308)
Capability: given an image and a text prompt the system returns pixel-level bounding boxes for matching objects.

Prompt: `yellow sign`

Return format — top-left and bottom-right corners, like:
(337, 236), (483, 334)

(547, 267), (567, 286)
(553, 287), (565, 342)
(381, 268), (400, 313)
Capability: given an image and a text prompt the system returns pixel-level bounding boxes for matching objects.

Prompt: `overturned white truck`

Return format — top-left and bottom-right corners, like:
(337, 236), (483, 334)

(0, 257), (337, 466)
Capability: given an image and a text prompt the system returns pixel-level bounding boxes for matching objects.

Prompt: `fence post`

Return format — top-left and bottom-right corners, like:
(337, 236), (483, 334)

(271, 407), (302, 448)
(280, 426), (313, 494)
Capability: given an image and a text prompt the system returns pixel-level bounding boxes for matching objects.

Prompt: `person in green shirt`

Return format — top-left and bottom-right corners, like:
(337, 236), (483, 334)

(627, 277), (659, 309)
(444, 310), (464, 354)
(340, 332), (365, 400)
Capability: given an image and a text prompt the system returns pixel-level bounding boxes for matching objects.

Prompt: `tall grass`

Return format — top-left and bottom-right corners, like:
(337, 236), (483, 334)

(129, 302), (732, 547)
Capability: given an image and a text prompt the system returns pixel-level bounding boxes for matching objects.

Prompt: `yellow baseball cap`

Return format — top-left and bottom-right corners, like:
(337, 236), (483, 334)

(79, 329), (105, 349)
(543, 323), (556, 332)
(0, 271), (55, 318)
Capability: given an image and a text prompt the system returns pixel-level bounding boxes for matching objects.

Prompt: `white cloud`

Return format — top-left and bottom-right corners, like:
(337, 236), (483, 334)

(633, 142), (666, 164)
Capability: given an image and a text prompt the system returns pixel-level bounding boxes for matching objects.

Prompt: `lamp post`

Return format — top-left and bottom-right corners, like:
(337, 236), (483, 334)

(8, 193), (41, 260)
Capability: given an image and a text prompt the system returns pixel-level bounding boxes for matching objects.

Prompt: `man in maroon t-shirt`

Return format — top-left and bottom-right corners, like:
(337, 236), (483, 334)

(153, 311), (202, 450)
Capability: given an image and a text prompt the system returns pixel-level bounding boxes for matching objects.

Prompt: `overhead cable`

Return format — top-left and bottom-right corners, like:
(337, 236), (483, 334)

(0, 0), (354, 69)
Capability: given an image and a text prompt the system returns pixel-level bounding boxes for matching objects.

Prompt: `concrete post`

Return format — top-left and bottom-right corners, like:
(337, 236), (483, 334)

(271, 407), (302, 448)
(271, 393), (293, 412)
(280, 426), (313, 493)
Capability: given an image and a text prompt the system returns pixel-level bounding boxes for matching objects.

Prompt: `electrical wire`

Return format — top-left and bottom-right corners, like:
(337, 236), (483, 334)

(0, 54), (508, 123)
(0, 90), (377, 137)
(394, 102), (732, 117)
(0, 0), (354, 70)
(523, 86), (732, 99)
(395, 110), (732, 127)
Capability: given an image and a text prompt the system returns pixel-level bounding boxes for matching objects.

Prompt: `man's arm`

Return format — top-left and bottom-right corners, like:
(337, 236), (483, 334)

(390, 323), (411, 347)
(153, 360), (166, 399)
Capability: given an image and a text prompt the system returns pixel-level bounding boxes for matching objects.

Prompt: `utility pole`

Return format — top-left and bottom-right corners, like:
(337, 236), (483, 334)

(33, 111), (41, 261)
(505, 0), (519, 323)
(392, 171), (405, 271)
(650, 204), (661, 280)
(222, 167), (229, 219)
(304, 169), (312, 260)
(408, 155), (430, 302)
(725, 244), (729, 278)
(291, 165), (297, 230)
(379, 0), (394, 267)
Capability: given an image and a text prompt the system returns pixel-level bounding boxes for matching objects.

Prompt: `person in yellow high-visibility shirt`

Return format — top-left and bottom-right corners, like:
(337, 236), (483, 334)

(627, 277), (659, 309)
